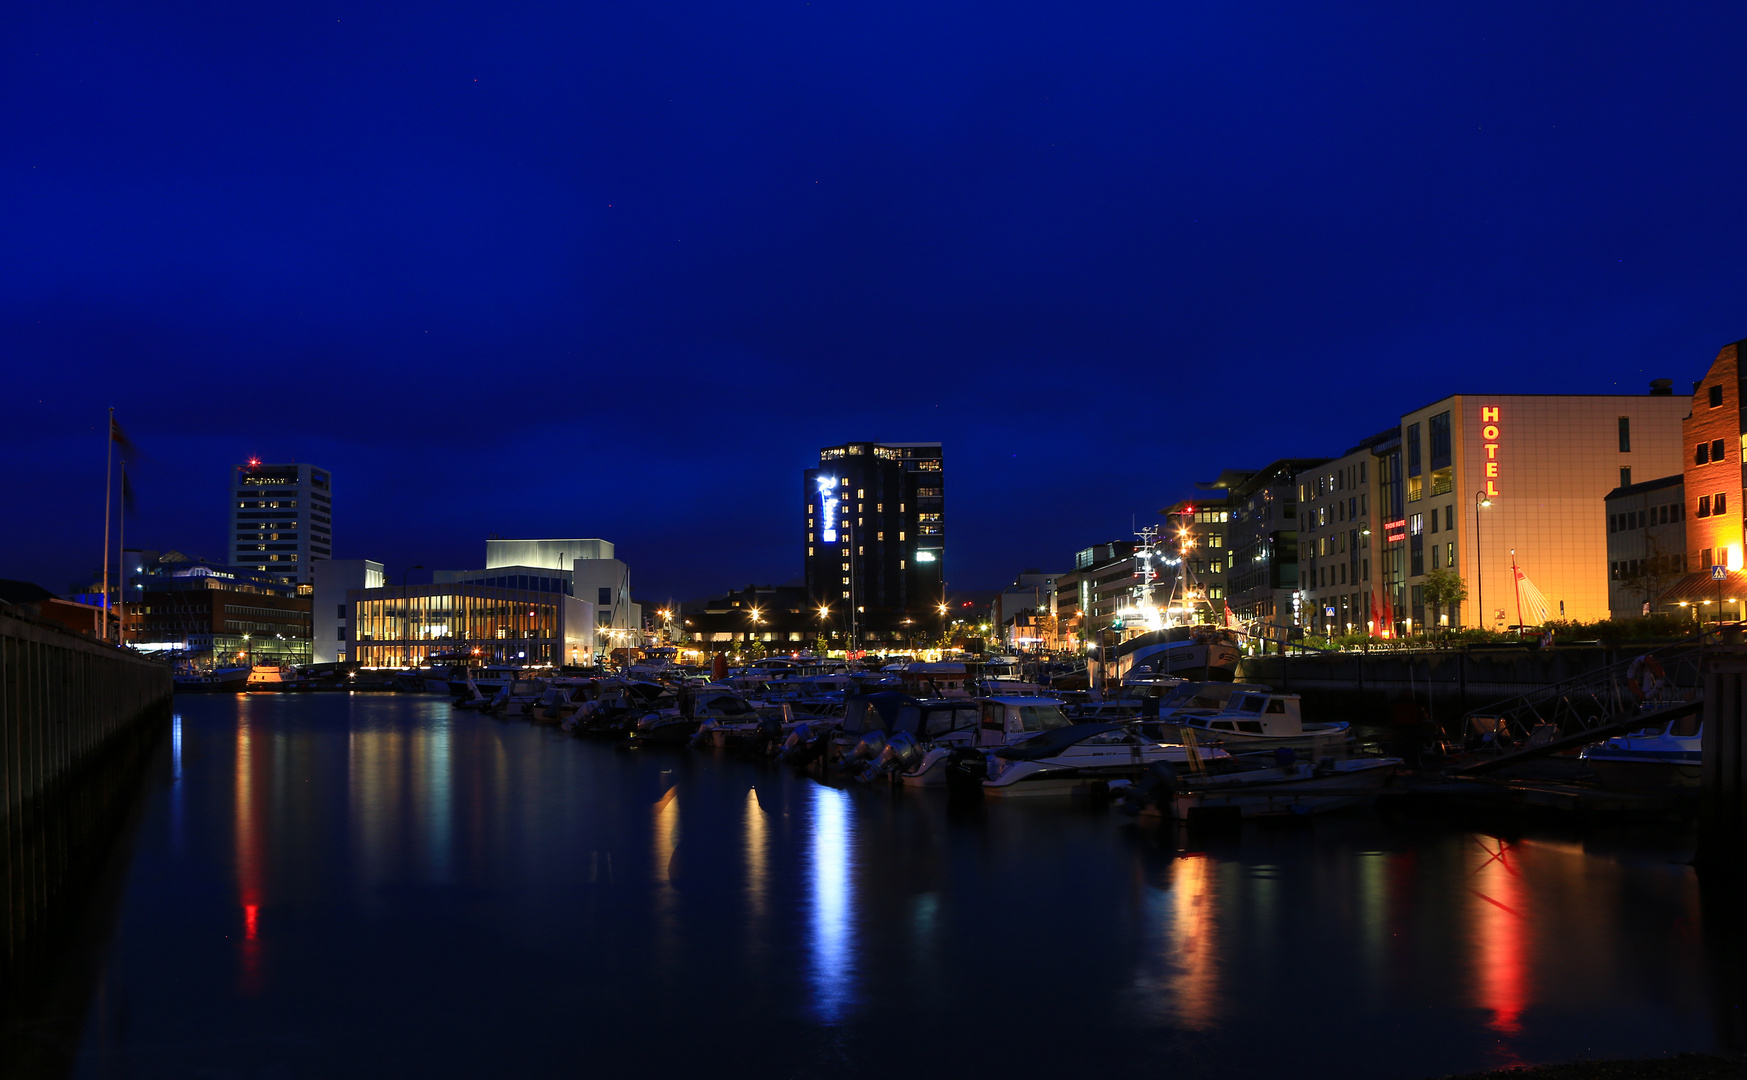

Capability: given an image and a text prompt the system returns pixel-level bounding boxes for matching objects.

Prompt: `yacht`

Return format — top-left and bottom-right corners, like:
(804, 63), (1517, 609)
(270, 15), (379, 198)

(1109, 625), (1242, 682)
(978, 722), (1233, 798)
(1146, 691), (1350, 755)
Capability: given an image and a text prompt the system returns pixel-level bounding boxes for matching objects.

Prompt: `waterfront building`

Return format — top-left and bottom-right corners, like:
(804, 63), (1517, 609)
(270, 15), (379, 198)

(1158, 495), (1232, 615)
(1655, 341), (1747, 622)
(677, 584), (823, 651)
(1394, 387), (1687, 630)
(1214, 460), (1324, 626)
(802, 441), (944, 633)
(1603, 475), (1686, 619)
(994, 570), (1063, 651)
(312, 558), (385, 665)
(1066, 542), (1138, 642)
(344, 575), (592, 668)
(230, 461), (332, 588)
(1296, 431), (1395, 637)
(478, 537), (639, 635)
(123, 564), (313, 666)
(0, 579), (110, 638)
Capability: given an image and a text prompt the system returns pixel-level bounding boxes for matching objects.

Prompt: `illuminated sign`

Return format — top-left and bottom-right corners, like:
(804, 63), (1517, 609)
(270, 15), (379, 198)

(1384, 518), (1406, 543)
(916, 551), (937, 563)
(817, 475), (840, 543)
(1480, 405), (1500, 498)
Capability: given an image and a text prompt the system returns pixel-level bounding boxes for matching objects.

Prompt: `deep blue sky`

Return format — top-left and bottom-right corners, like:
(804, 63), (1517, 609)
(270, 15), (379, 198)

(5, 1), (1747, 602)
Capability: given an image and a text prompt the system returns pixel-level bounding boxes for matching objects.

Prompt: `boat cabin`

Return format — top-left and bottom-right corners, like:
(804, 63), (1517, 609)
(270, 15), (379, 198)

(1174, 692), (1305, 737)
(901, 663), (971, 698)
(975, 696), (1072, 745)
(891, 700), (980, 740)
(1155, 681), (1273, 717)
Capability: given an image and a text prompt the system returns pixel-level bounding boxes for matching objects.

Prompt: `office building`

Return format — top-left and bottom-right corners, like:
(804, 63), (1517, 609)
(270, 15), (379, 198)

(1216, 460), (1324, 625)
(230, 461), (332, 588)
(1296, 430), (1396, 637)
(1158, 494), (1233, 617)
(1603, 475), (1686, 619)
(124, 563), (313, 665)
(802, 441), (943, 636)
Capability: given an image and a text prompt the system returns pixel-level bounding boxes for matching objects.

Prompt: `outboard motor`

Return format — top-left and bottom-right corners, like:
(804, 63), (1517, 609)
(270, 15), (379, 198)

(858, 730), (923, 783)
(691, 718), (719, 748)
(944, 746), (989, 796)
(562, 700), (596, 732)
(840, 730), (887, 773)
(1115, 760), (1181, 818)
(483, 686), (511, 716)
(751, 714), (784, 756)
(779, 722), (815, 762)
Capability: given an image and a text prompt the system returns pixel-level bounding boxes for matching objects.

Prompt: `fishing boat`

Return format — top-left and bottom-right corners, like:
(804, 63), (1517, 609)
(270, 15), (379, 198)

(1109, 625), (1242, 683)
(978, 722), (1232, 798)
(173, 665), (249, 693)
(244, 665), (305, 693)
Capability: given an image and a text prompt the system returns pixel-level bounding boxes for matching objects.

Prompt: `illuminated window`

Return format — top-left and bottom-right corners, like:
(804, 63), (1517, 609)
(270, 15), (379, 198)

(898, 531), (905, 541)
(857, 489), (864, 498)
(877, 532), (884, 541)
(842, 590), (850, 598)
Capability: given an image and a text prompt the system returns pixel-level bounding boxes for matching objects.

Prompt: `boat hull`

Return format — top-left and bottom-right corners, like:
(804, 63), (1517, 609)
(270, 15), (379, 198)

(1168, 761), (1398, 818)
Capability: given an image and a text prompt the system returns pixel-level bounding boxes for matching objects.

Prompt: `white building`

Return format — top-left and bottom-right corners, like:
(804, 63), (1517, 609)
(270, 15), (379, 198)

(312, 558), (384, 665)
(230, 461), (333, 588)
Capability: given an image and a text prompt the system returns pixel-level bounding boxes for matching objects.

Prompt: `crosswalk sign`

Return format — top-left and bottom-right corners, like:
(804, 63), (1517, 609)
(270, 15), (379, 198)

(1713, 565), (1727, 580)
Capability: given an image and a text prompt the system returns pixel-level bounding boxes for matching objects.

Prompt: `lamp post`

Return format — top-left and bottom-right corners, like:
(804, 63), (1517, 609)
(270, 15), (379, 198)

(1474, 492), (1492, 632)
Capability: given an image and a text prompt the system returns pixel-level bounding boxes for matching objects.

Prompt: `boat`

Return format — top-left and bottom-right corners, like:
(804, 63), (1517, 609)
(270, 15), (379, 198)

(1109, 625), (1242, 682)
(244, 665), (305, 693)
(1580, 716), (1703, 790)
(173, 665), (249, 693)
(977, 722), (1233, 798)
(856, 699), (984, 785)
(1145, 690), (1350, 755)
(1114, 751), (1401, 819)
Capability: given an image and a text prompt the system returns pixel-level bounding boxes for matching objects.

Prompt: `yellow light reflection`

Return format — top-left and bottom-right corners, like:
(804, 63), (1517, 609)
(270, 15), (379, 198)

(1169, 854), (1219, 1029)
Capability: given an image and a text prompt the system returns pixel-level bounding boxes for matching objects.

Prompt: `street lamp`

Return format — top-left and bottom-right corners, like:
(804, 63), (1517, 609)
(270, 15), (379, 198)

(1474, 492), (1492, 632)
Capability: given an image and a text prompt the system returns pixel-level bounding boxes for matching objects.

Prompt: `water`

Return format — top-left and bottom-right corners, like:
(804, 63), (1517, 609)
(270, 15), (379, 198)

(65, 694), (1731, 1078)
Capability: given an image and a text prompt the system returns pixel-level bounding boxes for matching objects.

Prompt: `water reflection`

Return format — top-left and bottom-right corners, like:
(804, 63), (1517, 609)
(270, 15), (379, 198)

(1169, 854), (1220, 1030)
(1470, 837), (1528, 1047)
(744, 788), (767, 921)
(171, 712), (184, 855)
(234, 715), (264, 995)
(808, 784), (855, 1022)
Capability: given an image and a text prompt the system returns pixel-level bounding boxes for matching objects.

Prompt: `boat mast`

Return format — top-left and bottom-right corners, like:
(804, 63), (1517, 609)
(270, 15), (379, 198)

(101, 406), (114, 642)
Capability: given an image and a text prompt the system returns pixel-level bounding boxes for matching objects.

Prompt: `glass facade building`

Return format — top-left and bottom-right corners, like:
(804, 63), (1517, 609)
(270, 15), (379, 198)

(343, 581), (590, 668)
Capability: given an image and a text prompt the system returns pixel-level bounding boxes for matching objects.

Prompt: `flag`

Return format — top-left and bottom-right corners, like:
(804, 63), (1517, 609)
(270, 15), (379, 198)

(1223, 603), (1243, 632)
(110, 416), (138, 459)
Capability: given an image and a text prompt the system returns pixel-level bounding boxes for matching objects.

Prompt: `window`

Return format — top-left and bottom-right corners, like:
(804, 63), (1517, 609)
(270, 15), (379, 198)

(1714, 439), (1728, 462)
(1703, 549), (1713, 570)
(1430, 412), (1452, 469)
(1699, 495), (1712, 517)
(337, 626), (348, 640)
(1406, 422), (1422, 476)
(1618, 416), (1631, 453)
(1429, 511), (1439, 534)
(1446, 542), (1455, 567)
(1609, 513), (1617, 533)
(1431, 545), (1441, 569)
(1711, 384), (1724, 408)
(1718, 491), (1729, 515)
(1698, 443), (1711, 465)
(1408, 513), (1424, 535)
(1610, 561), (1619, 581)
(1621, 467), (1632, 488)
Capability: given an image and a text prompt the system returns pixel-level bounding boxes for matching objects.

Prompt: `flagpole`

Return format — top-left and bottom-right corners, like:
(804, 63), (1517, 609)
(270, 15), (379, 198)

(101, 406), (114, 643)
(1510, 548), (1526, 636)
(117, 458), (127, 647)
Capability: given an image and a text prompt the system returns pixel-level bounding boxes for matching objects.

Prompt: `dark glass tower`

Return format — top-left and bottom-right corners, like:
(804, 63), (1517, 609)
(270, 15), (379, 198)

(803, 442), (943, 638)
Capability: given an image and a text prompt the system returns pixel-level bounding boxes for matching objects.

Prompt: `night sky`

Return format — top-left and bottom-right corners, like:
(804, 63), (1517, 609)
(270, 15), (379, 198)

(6, 2), (1747, 603)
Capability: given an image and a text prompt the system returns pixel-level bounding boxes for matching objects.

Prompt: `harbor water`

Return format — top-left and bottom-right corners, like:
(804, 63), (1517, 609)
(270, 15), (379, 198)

(63, 694), (1733, 1078)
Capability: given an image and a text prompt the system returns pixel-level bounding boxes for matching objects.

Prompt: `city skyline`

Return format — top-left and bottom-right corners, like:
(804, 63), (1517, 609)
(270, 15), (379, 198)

(7, 2), (1747, 601)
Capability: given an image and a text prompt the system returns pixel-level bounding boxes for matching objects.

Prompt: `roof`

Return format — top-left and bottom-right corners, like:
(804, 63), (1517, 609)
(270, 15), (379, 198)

(1604, 474), (1684, 500)
(0, 579), (57, 605)
(1661, 569), (1747, 603)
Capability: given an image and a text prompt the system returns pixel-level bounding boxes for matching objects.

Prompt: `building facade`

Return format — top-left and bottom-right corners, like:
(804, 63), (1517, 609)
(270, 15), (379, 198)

(803, 441), (944, 629)
(230, 461), (332, 587)
(124, 565), (313, 666)
(344, 577), (591, 668)
(1658, 341), (1747, 621)
(312, 558), (385, 664)
(1296, 434), (1392, 637)
(1603, 475), (1686, 619)
(1220, 459), (1323, 625)
(1159, 495), (1232, 618)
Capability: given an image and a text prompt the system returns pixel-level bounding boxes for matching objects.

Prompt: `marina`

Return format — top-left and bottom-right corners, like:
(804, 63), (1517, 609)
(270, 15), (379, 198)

(40, 691), (1730, 1078)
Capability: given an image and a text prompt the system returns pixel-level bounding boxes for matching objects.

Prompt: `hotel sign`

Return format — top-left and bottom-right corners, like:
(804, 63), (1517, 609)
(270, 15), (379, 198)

(1481, 405), (1501, 498)
(816, 475), (840, 543)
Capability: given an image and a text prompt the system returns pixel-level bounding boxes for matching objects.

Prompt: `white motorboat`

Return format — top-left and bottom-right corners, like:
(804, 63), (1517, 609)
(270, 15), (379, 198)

(1147, 690), (1349, 754)
(979, 722), (1232, 798)
(1144, 754), (1402, 818)
(1581, 715), (1702, 790)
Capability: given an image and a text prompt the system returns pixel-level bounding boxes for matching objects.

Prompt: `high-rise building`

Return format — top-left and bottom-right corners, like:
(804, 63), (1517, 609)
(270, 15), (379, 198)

(803, 441), (943, 638)
(230, 460), (332, 588)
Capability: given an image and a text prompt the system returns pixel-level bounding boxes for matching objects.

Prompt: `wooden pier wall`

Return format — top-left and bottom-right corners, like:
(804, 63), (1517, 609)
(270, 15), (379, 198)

(1700, 650), (1747, 871)
(1, 609), (171, 817)
(0, 609), (172, 1072)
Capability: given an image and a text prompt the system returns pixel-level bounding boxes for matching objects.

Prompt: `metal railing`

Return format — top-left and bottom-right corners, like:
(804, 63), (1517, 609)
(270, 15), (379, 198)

(1455, 629), (1716, 762)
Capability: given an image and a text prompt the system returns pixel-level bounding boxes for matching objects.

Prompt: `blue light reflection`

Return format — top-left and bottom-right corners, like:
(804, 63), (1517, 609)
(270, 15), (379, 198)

(807, 784), (855, 1022)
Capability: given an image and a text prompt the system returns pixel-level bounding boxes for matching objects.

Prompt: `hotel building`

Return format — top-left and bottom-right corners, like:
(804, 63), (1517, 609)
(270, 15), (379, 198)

(802, 441), (944, 637)
(230, 461), (332, 588)
(1294, 387), (1688, 634)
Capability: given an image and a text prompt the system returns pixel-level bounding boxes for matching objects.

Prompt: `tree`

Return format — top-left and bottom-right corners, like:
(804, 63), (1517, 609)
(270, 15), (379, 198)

(1420, 568), (1469, 642)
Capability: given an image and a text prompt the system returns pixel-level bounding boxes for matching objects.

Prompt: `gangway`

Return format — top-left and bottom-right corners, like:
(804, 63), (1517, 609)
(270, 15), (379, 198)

(1450, 631), (1714, 776)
